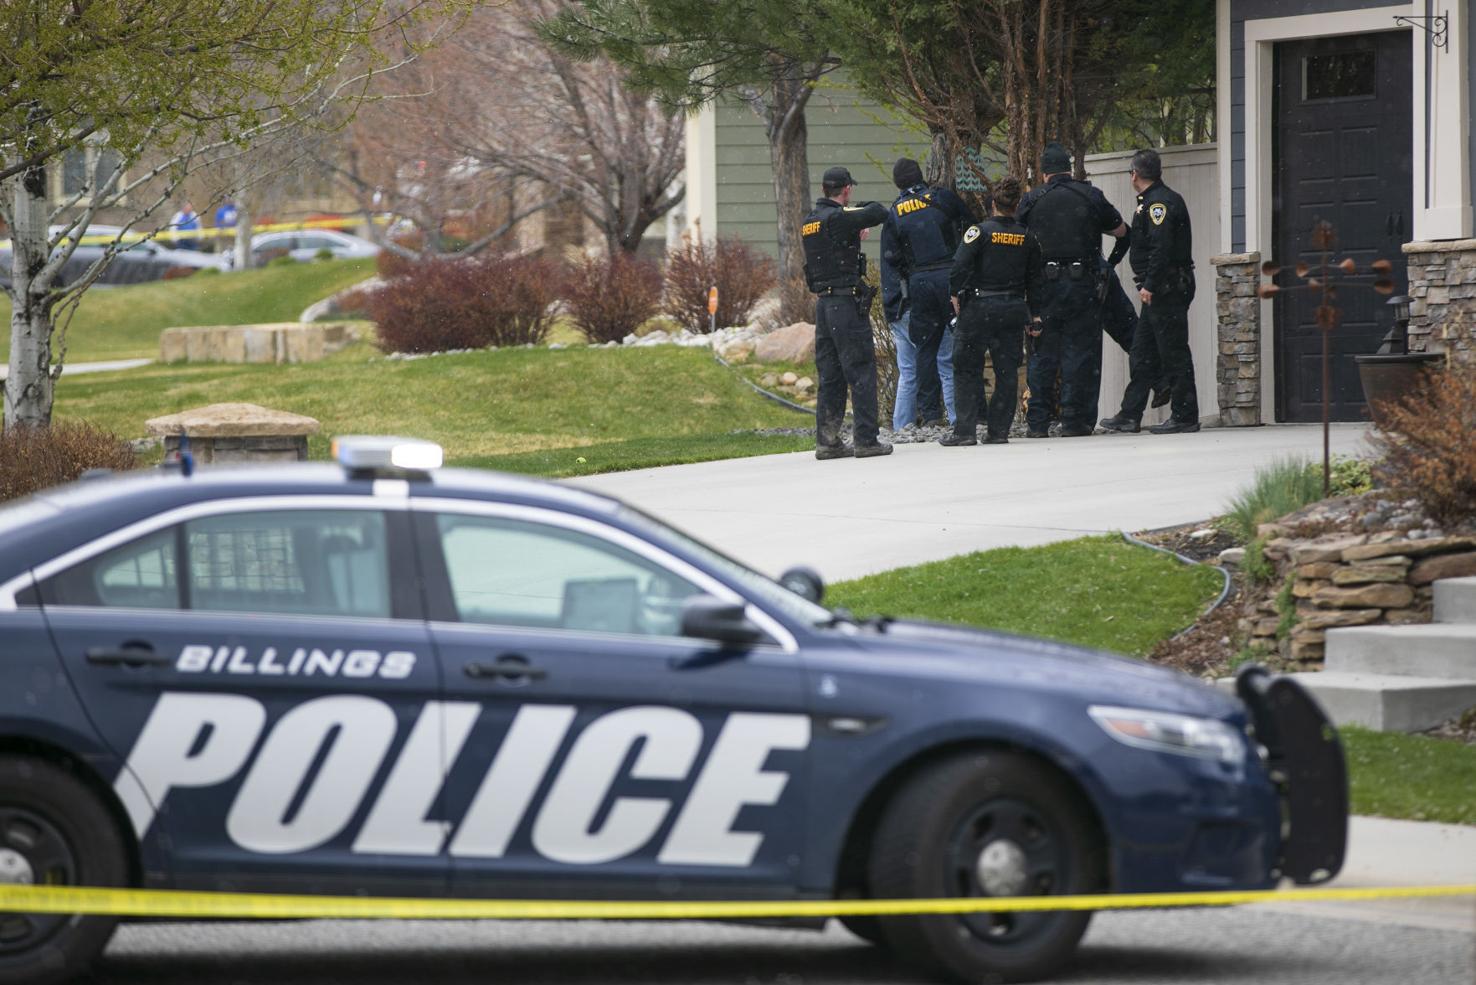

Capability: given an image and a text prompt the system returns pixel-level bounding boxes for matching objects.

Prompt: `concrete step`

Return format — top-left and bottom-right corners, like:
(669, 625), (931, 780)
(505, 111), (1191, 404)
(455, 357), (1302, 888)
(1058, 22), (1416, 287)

(1433, 576), (1476, 624)
(1283, 671), (1476, 732)
(1324, 623), (1476, 679)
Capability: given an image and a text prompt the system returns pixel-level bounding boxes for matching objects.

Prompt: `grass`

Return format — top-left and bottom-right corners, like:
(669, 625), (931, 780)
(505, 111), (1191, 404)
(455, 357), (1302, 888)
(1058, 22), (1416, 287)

(827, 535), (1225, 657)
(0, 258), (376, 364)
(1343, 726), (1476, 825)
(55, 344), (814, 474)
(1221, 455), (1323, 542)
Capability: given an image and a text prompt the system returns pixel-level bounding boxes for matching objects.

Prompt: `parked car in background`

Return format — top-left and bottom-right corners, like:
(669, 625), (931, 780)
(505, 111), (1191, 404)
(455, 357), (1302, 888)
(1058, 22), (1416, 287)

(249, 229), (381, 265)
(0, 225), (226, 290)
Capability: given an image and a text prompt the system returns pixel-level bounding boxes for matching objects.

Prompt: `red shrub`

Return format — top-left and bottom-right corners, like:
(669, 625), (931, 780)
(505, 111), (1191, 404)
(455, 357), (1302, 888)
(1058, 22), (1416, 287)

(0, 421), (137, 501)
(563, 253), (664, 343)
(375, 231), (425, 281)
(371, 253), (562, 353)
(1372, 365), (1476, 525)
(663, 235), (776, 333)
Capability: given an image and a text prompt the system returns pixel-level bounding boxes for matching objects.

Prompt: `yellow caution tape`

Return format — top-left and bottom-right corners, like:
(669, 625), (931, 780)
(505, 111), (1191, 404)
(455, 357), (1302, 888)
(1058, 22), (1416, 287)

(0, 883), (1472, 921)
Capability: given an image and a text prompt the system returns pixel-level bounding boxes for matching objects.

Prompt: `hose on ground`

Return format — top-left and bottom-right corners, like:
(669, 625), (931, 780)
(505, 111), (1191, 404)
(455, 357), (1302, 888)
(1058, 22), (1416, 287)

(1119, 529), (1234, 639)
(711, 347), (815, 416)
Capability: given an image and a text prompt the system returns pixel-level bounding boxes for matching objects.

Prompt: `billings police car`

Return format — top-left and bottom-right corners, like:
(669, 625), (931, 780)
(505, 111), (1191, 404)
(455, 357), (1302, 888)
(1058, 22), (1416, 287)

(0, 438), (1347, 984)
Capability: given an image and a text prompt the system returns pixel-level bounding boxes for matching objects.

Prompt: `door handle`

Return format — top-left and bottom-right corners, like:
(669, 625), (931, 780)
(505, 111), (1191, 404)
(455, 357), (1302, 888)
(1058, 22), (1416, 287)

(463, 655), (547, 683)
(85, 644), (172, 668)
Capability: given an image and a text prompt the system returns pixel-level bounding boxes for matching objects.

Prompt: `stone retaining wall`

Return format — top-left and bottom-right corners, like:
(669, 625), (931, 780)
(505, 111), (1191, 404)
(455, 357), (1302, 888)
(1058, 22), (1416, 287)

(160, 322), (358, 364)
(1242, 532), (1476, 662)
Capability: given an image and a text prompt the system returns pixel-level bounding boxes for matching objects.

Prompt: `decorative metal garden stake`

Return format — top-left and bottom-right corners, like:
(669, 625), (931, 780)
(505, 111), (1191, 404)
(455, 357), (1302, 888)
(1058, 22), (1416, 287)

(1258, 220), (1396, 496)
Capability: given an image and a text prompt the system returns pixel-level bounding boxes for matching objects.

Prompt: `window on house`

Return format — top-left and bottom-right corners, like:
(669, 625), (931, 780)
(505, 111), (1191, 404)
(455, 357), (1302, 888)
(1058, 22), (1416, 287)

(61, 150), (89, 198)
(1303, 50), (1376, 101)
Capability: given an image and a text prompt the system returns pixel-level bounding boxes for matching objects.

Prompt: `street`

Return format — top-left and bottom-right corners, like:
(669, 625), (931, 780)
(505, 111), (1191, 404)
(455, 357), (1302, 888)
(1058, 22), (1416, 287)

(85, 906), (1474, 984)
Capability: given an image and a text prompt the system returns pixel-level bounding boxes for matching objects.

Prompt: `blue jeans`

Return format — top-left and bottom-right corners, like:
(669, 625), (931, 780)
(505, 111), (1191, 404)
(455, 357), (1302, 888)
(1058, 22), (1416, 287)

(891, 315), (917, 430)
(892, 314), (956, 429)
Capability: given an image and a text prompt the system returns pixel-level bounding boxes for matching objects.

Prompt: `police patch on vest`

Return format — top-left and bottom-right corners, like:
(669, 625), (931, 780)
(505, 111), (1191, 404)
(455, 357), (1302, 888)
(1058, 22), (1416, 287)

(1149, 203), (1167, 226)
(963, 225), (980, 243)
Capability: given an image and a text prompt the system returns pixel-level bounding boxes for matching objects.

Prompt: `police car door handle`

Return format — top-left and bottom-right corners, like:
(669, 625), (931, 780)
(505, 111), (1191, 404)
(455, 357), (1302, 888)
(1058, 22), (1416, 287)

(85, 644), (172, 668)
(463, 656), (547, 682)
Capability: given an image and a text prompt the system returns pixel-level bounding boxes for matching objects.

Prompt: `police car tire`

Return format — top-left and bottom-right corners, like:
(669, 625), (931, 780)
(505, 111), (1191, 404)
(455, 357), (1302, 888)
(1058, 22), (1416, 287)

(0, 756), (128, 985)
(867, 751), (1101, 984)
(837, 914), (888, 947)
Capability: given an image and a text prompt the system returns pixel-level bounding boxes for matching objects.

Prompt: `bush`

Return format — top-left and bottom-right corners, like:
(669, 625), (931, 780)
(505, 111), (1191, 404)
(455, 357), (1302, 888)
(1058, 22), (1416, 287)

(1373, 366), (1476, 525)
(371, 253), (562, 353)
(376, 232), (424, 281)
(1222, 456), (1323, 543)
(0, 421), (136, 502)
(1307, 455), (1374, 497)
(267, 254), (297, 267)
(563, 253), (663, 343)
(663, 235), (775, 333)
(315, 247), (335, 261)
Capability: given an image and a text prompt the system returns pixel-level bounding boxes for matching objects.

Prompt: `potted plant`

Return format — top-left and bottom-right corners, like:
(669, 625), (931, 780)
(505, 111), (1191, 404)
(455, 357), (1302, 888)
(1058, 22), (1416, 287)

(1354, 295), (1445, 428)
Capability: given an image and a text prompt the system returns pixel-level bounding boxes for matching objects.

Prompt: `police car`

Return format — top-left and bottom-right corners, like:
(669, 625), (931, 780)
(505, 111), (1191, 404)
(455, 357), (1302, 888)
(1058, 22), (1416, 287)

(0, 438), (1347, 984)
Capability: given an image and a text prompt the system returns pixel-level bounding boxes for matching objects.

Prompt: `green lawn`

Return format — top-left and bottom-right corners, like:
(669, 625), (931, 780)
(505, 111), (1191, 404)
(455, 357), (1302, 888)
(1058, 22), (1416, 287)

(1, 258), (376, 363)
(55, 344), (813, 473)
(1342, 727), (1476, 825)
(828, 535), (1224, 657)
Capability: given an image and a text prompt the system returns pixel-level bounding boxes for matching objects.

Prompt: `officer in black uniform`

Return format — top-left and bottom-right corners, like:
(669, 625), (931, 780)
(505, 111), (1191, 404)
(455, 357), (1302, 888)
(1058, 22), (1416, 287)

(881, 157), (976, 427)
(943, 176), (1044, 446)
(1100, 149), (1200, 434)
(1016, 142), (1129, 438)
(802, 166), (893, 459)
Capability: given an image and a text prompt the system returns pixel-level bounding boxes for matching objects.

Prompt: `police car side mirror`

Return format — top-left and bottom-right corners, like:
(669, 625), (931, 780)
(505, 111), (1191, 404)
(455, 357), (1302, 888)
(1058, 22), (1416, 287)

(779, 566), (825, 604)
(679, 596), (764, 648)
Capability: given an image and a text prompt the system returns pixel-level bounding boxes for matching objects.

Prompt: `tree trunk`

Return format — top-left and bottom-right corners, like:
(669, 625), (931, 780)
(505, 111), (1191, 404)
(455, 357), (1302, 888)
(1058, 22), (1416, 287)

(3, 161), (58, 430)
(234, 198), (253, 270)
(924, 129), (955, 189)
(768, 81), (812, 325)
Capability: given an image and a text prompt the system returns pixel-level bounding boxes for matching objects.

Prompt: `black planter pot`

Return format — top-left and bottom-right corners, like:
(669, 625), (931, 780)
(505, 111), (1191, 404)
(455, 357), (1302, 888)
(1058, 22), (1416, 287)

(1354, 352), (1445, 427)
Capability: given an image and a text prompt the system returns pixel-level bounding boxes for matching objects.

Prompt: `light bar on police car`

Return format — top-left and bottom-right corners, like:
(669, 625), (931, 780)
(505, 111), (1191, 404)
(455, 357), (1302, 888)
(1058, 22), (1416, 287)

(332, 436), (444, 472)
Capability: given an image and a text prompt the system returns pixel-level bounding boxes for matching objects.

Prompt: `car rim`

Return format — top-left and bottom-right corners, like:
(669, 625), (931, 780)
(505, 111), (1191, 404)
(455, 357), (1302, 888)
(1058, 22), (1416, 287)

(946, 797), (1066, 944)
(0, 807), (77, 957)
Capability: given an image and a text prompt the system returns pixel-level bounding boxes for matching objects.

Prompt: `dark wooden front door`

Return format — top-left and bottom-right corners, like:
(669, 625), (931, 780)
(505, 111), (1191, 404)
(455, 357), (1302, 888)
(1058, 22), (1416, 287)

(1273, 31), (1412, 423)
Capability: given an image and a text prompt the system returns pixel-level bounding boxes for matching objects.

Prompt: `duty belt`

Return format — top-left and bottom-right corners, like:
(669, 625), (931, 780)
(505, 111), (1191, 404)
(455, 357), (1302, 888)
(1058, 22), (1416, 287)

(970, 288), (1024, 301)
(815, 285), (861, 297)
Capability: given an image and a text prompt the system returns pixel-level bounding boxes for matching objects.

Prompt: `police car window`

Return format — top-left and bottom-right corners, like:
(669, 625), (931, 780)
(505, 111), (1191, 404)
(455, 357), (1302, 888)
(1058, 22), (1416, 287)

(39, 527), (181, 610)
(185, 510), (390, 618)
(435, 514), (702, 637)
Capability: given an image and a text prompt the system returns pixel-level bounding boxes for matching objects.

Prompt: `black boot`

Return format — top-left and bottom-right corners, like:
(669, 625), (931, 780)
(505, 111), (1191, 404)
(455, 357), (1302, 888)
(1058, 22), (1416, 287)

(938, 433), (976, 446)
(854, 442), (895, 458)
(1098, 415), (1140, 433)
(815, 444), (854, 460)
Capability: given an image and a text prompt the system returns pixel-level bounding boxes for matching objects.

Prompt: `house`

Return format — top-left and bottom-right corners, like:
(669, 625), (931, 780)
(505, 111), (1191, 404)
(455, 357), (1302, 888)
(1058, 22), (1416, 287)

(1213, 0), (1474, 425)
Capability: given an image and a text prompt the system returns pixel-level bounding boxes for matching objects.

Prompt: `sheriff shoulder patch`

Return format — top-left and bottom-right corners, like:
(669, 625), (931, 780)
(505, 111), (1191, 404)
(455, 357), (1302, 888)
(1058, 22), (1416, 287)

(1149, 203), (1168, 226)
(963, 225), (981, 243)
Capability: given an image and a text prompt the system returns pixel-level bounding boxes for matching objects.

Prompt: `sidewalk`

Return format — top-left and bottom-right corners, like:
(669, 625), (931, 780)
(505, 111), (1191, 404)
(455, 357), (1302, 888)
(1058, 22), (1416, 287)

(578, 423), (1374, 581)
(0, 358), (150, 381)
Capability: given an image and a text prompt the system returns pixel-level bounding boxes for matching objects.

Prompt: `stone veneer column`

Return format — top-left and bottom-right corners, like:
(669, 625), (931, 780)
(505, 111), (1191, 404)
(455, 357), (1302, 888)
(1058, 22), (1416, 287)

(1212, 252), (1262, 426)
(1403, 239), (1476, 366)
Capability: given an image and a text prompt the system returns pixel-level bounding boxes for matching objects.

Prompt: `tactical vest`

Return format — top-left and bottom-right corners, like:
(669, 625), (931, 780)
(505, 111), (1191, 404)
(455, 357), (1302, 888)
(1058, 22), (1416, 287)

(892, 186), (958, 272)
(1025, 179), (1100, 261)
(801, 201), (862, 291)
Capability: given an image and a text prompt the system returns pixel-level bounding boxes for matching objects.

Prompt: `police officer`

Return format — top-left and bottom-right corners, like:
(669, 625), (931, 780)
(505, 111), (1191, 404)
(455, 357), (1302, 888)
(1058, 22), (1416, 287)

(1100, 149), (1200, 434)
(943, 176), (1044, 446)
(802, 165), (893, 459)
(1016, 142), (1129, 438)
(881, 157), (976, 430)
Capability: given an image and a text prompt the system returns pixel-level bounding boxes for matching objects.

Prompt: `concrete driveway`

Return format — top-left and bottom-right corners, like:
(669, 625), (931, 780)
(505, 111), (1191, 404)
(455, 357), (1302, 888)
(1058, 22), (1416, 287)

(578, 423), (1375, 581)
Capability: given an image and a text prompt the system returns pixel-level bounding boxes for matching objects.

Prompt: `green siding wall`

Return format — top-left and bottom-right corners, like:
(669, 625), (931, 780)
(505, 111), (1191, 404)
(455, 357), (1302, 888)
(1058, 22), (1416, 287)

(713, 77), (929, 260)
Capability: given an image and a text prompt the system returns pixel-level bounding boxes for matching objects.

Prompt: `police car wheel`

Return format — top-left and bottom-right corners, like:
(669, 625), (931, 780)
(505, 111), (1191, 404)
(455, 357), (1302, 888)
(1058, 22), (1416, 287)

(867, 751), (1102, 984)
(0, 757), (128, 985)
(837, 914), (888, 947)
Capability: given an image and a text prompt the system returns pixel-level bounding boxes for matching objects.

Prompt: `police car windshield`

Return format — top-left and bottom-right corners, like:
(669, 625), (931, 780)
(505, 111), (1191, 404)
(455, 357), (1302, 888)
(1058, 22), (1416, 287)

(617, 506), (834, 626)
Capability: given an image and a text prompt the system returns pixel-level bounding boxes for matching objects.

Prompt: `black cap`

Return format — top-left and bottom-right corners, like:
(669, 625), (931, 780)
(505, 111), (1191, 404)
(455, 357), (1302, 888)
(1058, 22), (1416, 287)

(892, 157), (924, 189)
(1041, 142), (1071, 175)
(822, 166), (857, 189)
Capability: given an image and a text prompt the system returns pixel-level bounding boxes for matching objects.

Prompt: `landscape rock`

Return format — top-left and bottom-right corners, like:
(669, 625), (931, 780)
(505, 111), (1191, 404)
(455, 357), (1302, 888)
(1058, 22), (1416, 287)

(1294, 562), (1339, 580)
(719, 340), (755, 363)
(1219, 547), (1246, 566)
(1292, 607), (1382, 631)
(1343, 536), (1476, 561)
(145, 403), (320, 438)
(754, 322), (816, 364)
(780, 371), (799, 386)
(1331, 565), (1408, 585)
(1409, 551), (1476, 585)
(1291, 580), (1328, 599)
(1189, 528), (1217, 542)
(1289, 637), (1325, 661)
(1292, 535), (1367, 564)
(794, 376), (814, 393)
(1310, 583), (1416, 609)
(1384, 606), (1434, 625)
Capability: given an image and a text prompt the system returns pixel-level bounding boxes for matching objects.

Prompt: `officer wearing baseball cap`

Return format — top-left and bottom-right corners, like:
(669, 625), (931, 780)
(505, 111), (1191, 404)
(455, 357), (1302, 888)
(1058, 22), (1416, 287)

(802, 165), (892, 459)
(1016, 141), (1129, 438)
